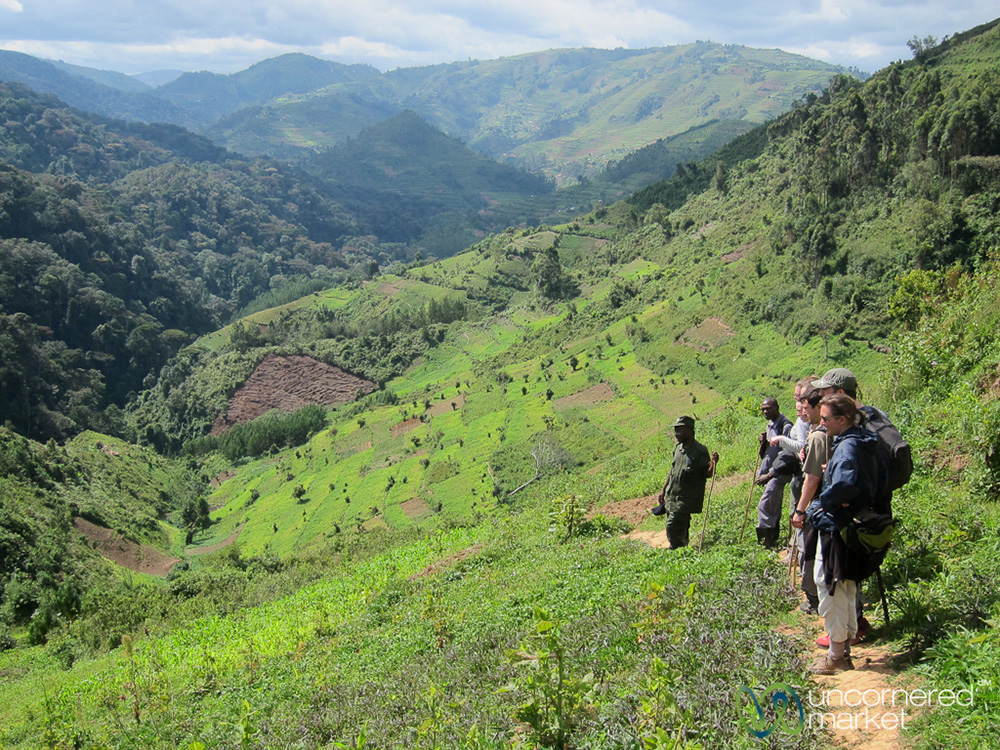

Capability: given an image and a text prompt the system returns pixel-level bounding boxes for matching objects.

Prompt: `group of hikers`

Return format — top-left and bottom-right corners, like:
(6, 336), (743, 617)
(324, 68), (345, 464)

(651, 367), (910, 675)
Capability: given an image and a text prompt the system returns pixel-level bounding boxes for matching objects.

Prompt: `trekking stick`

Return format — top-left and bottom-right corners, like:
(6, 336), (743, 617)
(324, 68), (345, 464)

(788, 529), (799, 588)
(696, 471), (717, 552)
(875, 566), (891, 626)
(739, 453), (763, 544)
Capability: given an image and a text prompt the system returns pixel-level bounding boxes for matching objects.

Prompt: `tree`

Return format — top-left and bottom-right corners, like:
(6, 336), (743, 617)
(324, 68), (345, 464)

(532, 245), (574, 300)
(907, 35), (939, 59)
(712, 161), (728, 194)
(506, 435), (573, 498)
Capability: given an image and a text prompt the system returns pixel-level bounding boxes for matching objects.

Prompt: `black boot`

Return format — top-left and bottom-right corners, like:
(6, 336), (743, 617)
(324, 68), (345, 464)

(767, 526), (782, 548)
(756, 526), (778, 548)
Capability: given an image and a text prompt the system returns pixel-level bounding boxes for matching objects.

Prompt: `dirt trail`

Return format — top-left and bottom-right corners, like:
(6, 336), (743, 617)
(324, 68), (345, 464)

(187, 523), (246, 556)
(598, 496), (911, 750)
(780, 547), (913, 750)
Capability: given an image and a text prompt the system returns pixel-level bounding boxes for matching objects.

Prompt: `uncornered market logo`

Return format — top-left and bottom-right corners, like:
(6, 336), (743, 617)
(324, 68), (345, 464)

(736, 681), (978, 737)
(735, 683), (805, 738)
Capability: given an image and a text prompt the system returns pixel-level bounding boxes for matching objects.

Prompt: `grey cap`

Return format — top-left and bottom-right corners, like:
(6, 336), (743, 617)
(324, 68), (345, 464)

(812, 368), (857, 391)
(672, 415), (695, 429)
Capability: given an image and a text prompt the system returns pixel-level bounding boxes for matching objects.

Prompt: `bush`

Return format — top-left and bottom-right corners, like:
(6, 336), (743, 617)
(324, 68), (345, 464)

(185, 404), (327, 461)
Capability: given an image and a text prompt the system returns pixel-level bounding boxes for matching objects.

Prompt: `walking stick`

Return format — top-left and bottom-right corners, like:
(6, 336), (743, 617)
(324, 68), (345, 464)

(788, 528), (799, 588)
(696, 471), (717, 552)
(875, 566), (891, 626)
(739, 453), (763, 544)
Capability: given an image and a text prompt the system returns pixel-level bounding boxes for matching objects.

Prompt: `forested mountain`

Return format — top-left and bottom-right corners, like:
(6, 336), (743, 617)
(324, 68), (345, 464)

(1, 18), (1000, 750)
(0, 50), (195, 128)
(306, 110), (556, 254)
(216, 44), (854, 182)
(155, 53), (382, 126)
(0, 81), (227, 179)
(1, 45), (852, 184)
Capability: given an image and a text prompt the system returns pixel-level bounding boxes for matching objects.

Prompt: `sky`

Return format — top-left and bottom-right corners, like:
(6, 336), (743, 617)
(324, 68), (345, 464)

(0, 1), (997, 77)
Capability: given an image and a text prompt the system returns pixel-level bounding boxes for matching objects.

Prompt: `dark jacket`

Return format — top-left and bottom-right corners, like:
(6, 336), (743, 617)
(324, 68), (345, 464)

(759, 413), (793, 473)
(664, 439), (712, 513)
(806, 426), (878, 533)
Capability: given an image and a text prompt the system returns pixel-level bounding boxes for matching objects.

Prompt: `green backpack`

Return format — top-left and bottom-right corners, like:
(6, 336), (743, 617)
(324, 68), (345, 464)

(840, 509), (898, 581)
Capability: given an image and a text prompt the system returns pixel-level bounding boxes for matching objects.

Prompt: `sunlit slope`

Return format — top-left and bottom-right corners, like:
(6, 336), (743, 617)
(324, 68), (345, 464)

(198, 228), (875, 559)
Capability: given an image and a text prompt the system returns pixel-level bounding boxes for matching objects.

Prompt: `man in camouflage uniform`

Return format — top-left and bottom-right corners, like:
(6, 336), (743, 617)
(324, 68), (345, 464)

(652, 416), (719, 549)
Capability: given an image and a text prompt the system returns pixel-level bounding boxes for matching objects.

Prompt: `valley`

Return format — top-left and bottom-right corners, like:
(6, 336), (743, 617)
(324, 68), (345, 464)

(1, 19), (1000, 750)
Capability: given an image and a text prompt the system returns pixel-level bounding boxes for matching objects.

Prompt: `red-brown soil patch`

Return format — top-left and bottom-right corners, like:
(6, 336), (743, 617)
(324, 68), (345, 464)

(400, 497), (433, 521)
(679, 316), (734, 351)
(554, 382), (615, 410)
(377, 280), (404, 296)
(426, 393), (467, 417)
(210, 469), (236, 488)
(588, 494), (653, 526)
(411, 544), (484, 579)
(212, 354), (376, 434)
(722, 241), (754, 263)
(73, 517), (181, 577)
(391, 417), (422, 437)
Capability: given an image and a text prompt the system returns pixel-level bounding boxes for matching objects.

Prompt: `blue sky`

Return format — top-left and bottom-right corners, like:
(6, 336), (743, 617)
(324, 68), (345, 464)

(0, 1), (996, 75)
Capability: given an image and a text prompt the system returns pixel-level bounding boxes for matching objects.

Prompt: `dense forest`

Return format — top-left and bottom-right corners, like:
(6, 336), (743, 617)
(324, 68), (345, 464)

(0, 81), (568, 442)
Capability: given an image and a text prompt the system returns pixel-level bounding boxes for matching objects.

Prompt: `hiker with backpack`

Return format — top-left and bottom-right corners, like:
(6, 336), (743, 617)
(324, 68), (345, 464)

(812, 367), (912, 642)
(789, 385), (832, 614)
(812, 367), (912, 516)
(806, 394), (880, 674)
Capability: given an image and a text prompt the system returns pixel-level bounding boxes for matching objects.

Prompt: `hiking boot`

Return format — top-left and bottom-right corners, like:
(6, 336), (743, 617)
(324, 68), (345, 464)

(809, 654), (855, 675)
(650, 504), (666, 516)
(799, 599), (818, 615)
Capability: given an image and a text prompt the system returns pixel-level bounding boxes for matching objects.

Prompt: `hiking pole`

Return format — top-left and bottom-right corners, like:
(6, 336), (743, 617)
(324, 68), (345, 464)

(875, 566), (891, 626)
(739, 453), (763, 544)
(788, 528), (799, 588)
(696, 471), (718, 552)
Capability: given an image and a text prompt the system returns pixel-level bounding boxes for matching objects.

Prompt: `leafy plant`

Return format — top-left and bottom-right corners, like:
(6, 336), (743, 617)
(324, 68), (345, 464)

(506, 608), (595, 749)
(547, 494), (585, 541)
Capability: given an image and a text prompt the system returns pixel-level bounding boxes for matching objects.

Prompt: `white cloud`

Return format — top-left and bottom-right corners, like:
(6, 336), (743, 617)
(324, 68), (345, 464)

(0, 0), (23, 11)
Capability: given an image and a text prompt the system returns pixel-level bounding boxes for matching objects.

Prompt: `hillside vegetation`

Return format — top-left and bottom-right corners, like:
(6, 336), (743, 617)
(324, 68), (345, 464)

(209, 44), (853, 183)
(1, 18), (1000, 750)
(0, 44), (852, 186)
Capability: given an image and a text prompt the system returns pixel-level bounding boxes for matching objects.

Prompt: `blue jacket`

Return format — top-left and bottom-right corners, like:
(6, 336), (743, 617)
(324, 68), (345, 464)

(806, 426), (879, 533)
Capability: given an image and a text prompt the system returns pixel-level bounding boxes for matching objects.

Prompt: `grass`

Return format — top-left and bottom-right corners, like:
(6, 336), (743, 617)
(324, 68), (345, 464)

(1, 492), (815, 749)
(4, 275), (999, 747)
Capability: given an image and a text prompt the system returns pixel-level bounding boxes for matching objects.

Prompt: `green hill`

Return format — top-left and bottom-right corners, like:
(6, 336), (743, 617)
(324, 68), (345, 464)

(213, 44), (853, 184)
(1, 18), (1000, 750)
(155, 53), (382, 126)
(0, 50), (196, 128)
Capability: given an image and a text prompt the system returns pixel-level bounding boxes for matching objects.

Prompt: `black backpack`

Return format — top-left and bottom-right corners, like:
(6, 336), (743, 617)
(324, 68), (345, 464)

(861, 406), (913, 495)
